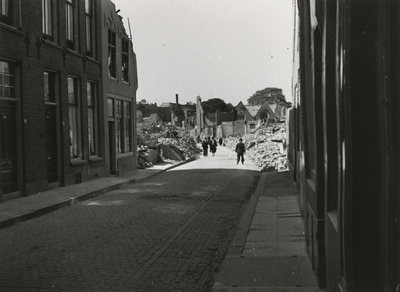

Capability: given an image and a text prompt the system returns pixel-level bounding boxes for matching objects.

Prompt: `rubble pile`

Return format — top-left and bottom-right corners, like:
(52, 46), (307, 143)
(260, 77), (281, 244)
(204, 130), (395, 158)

(137, 122), (202, 168)
(158, 136), (202, 161)
(224, 123), (288, 172)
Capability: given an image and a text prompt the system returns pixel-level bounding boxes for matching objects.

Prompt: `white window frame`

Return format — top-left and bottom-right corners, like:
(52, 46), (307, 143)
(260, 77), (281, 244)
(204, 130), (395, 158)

(42, 0), (52, 38)
(85, 0), (92, 56)
(66, 0), (75, 50)
(87, 81), (98, 157)
(124, 101), (131, 152)
(68, 76), (81, 160)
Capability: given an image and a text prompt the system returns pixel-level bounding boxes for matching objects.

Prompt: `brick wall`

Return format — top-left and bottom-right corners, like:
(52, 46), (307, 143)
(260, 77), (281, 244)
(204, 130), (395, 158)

(0, 0), (105, 198)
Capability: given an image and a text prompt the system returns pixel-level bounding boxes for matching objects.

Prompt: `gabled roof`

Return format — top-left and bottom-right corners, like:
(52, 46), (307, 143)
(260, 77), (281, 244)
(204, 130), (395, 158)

(245, 105), (262, 117)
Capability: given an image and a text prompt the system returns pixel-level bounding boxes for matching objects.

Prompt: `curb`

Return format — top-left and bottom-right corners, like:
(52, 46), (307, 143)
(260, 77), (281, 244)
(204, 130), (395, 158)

(0, 157), (197, 230)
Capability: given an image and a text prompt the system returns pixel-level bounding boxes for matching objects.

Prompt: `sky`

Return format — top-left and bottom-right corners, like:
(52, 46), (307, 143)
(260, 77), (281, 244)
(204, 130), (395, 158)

(113, 0), (294, 106)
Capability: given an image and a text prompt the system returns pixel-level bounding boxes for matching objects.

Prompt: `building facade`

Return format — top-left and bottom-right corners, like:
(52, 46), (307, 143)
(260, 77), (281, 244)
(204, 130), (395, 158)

(101, 0), (138, 175)
(287, 1), (400, 291)
(0, 0), (137, 203)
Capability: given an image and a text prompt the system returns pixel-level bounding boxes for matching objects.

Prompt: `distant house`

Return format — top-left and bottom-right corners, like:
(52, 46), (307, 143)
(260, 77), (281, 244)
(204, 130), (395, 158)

(235, 101), (286, 122)
(214, 101), (287, 138)
(137, 107), (172, 123)
(141, 94), (196, 127)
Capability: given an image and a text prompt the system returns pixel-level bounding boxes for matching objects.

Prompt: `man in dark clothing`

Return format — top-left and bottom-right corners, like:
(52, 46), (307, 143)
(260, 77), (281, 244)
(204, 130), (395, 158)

(235, 138), (245, 164)
(210, 137), (218, 156)
(202, 138), (209, 156)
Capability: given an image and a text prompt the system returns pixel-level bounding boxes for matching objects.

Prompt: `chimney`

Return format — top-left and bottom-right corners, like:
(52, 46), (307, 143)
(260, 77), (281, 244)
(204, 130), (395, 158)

(176, 94), (179, 105)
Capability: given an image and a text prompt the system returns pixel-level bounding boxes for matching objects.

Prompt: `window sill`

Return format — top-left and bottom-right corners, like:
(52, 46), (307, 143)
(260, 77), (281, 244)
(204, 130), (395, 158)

(86, 56), (99, 64)
(42, 39), (61, 50)
(108, 76), (118, 81)
(122, 80), (130, 85)
(67, 48), (82, 58)
(0, 22), (23, 36)
(89, 156), (103, 163)
(70, 158), (86, 166)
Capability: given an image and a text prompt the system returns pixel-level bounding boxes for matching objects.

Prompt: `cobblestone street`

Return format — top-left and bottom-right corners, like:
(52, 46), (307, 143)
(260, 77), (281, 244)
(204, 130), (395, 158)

(0, 150), (260, 291)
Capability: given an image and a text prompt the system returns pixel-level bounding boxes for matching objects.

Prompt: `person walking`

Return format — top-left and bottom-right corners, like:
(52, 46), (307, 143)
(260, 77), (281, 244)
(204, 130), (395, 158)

(235, 138), (245, 164)
(202, 137), (209, 156)
(210, 137), (218, 156)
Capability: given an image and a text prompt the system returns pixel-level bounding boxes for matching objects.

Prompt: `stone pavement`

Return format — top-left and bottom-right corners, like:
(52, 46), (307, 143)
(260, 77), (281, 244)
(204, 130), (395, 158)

(0, 146), (324, 292)
(0, 159), (194, 230)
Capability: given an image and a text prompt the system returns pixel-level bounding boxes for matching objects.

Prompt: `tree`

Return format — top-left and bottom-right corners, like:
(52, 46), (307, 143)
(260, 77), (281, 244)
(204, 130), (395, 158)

(137, 99), (157, 108)
(201, 98), (234, 114)
(247, 87), (288, 106)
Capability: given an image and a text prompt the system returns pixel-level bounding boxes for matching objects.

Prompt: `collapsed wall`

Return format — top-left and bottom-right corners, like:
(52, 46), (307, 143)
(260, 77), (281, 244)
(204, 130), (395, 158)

(137, 122), (202, 168)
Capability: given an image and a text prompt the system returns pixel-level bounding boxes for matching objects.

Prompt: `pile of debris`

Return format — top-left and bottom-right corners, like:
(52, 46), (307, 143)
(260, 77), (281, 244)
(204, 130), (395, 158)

(224, 123), (287, 172)
(137, 121), (202, 168)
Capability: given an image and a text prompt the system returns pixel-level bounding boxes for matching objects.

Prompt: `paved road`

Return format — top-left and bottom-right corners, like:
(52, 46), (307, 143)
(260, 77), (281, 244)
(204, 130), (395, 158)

(0, 148), (260, 291)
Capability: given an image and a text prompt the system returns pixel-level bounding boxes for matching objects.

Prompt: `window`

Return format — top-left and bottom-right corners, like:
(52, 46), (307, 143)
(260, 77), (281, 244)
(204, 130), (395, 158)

(108, 30), (116, 77)
(87, 81), (97, 156)
(42, 0), (52, 39)
(0, 0), (12, 25)
(124, 101), (131, 151)
(0, 61), (14, 98)
(121, 39), (129, 81)
(68, 77), (80, 159)
(44, 71), (59, 183)
(237, 111), (245, 121)
(115, 100), (131, 153)
(85, 0), (92, 56)
(66, 0), (75, 50)
(107, 98), (114, 118)
(116, 100), (122, 153)
(260, 111), (269, 120)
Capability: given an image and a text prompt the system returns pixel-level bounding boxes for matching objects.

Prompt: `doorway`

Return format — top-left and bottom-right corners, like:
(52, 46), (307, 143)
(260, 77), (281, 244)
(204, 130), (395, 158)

(45, 105), (58, 183)
(0, 104), (18, 194)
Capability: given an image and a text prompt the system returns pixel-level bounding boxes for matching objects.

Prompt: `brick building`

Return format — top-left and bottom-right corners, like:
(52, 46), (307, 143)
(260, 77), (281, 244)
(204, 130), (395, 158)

(0, 0), (138, 203)
(101, 0), (138, 175)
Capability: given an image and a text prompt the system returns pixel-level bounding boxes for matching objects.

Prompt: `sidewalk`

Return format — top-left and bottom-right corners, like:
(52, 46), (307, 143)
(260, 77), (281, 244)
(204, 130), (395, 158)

(211, 171), (323, 292)
(0, 159), (194, 230)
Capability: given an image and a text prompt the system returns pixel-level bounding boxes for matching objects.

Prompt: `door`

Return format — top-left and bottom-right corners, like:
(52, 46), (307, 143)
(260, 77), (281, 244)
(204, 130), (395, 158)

(45, 105), (58, 183)
(0, 104), (18, 194)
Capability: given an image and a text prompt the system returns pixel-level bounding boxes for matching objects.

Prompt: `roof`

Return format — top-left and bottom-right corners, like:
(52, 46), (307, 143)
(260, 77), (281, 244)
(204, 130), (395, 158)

(245, 105), (262, 117)
(159, 102), (174, 107)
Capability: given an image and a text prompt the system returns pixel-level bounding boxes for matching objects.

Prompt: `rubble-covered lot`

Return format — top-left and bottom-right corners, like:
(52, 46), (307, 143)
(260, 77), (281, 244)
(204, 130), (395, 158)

(137, 122), (202, 168)
(224, 123), (287, 172)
